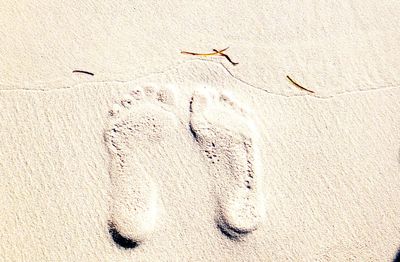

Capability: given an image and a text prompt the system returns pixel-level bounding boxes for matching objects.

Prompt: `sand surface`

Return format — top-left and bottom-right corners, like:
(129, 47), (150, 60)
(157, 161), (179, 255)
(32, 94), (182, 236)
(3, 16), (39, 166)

(1, 1), (399, 261)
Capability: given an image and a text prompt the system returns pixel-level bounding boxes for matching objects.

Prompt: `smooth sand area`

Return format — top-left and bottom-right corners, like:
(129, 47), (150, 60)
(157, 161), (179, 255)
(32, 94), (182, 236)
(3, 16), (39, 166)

(1, 1), (399, 261)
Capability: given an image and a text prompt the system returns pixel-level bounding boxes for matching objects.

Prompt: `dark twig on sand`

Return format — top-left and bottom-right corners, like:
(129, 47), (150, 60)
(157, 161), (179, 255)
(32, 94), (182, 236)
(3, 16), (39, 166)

(181, 47), (238, 66)
(72, 70), (94, 76)
(286, 75), (315, 93)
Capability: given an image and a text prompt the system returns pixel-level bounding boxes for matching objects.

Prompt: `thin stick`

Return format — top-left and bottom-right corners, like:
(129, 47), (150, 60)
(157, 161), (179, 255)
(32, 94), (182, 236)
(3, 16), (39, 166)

(212, 49), (238, 66)
(181, 50), (217, 56)
(286, 75), (314, 93)
(181, 47), (229, 57)
(181, 47), (238, 66)
(72, 70), (94, 76)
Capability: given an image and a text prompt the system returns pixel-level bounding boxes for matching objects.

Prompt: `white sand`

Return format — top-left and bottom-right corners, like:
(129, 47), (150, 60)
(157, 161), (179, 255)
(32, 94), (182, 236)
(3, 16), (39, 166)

(1, 1), (399, 261)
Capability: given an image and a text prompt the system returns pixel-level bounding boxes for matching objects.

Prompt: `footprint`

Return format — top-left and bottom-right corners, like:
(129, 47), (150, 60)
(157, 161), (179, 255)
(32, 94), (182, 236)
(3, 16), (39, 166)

(104, 85), (177, 245)
(189, 87), (265, 238)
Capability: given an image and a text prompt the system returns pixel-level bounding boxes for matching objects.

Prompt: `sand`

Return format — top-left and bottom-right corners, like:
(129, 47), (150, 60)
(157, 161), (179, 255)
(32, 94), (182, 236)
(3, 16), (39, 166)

(0, 1), (399, 261)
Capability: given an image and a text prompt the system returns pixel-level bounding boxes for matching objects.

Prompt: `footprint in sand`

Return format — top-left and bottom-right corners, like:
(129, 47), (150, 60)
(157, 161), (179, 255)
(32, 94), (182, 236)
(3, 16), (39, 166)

(104, 85), (177, 246)
(189, 87), (265, 238)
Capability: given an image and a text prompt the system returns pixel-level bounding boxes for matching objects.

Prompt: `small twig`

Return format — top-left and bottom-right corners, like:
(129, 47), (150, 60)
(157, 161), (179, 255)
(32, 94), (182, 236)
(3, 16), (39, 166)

(72, 70), (94, 76)
(181, 47), (229, 57)
(181, 47), (238, 66)
(286, 75), (314, 93)
(212, 49), (239, 66)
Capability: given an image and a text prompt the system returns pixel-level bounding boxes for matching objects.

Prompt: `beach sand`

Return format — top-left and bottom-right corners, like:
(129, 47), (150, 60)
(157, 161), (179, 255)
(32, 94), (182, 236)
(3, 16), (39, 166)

(0, 1), (399, 261)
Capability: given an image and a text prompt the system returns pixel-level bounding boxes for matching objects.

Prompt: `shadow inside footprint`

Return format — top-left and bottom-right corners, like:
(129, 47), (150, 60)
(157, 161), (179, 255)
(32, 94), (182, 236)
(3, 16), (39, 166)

(217, 220), (251, 241)
(108, 222), (139, 249)
(393, 248), (400, 262)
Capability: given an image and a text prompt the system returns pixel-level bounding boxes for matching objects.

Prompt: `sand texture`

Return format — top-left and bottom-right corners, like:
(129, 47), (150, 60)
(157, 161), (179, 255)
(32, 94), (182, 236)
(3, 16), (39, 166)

(0, 1), (399, 261)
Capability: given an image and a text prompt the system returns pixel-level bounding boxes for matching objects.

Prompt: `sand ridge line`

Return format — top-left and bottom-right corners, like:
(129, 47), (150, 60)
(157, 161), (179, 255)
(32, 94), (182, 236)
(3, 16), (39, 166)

(0, 59), (398, 101)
